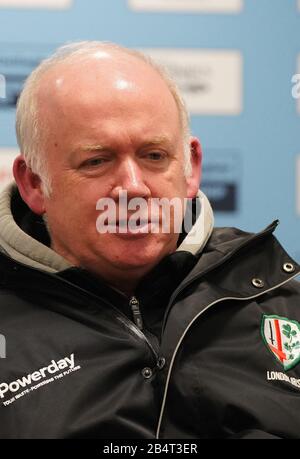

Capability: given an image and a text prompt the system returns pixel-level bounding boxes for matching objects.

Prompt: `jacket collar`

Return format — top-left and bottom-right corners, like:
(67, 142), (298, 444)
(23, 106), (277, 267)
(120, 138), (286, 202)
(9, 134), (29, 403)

(0, 182), (71, 273)
(160, 220), (300, 360)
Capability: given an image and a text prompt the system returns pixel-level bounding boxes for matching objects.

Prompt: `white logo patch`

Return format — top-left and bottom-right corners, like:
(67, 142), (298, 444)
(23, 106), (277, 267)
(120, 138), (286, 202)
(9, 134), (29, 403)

(262, 315), (300, 371)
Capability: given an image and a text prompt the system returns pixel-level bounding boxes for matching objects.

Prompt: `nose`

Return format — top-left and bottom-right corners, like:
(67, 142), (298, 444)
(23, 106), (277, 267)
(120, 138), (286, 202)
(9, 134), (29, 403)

(110, 157), (151, 200)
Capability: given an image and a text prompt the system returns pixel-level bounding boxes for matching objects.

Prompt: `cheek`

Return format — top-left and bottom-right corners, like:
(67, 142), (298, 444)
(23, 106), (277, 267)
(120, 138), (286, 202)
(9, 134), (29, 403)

(150, 167), (187, 195)
(51, 176), (110, 210)
(45, 190), (99, 230)
(161, 176), (188, 199)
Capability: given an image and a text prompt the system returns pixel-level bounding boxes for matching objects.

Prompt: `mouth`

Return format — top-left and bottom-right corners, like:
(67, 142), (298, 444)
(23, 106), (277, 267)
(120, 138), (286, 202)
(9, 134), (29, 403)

(117, 218), (151, 226)
(110, 218), (160, 237)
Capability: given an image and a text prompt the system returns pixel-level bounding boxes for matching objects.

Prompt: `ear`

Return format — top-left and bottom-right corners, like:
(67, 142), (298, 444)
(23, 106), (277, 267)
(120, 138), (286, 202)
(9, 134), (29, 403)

(13, 155), (46, 215)
(186, 137), (202, 199)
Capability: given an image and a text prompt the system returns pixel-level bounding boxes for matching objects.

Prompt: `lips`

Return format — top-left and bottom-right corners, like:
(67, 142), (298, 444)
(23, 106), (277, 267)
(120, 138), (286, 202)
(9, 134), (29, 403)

(108, 217), (160, 237)
(96, 205), (162, 236)
(116, 218), (154, 227)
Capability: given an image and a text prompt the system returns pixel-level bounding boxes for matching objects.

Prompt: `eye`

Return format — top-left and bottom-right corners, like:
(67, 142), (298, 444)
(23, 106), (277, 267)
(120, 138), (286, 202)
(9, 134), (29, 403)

(144, 151), (166, 161)
(82, 157), (108, 167)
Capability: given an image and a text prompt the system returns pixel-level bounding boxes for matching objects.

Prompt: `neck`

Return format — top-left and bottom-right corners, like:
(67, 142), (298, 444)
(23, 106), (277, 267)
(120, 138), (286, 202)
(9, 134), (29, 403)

(50, 236), (178, 297)
(87, 263), (154, 298)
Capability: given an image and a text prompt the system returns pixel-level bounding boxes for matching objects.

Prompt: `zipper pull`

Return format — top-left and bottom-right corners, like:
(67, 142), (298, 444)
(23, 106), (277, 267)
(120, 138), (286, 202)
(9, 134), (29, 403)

(129, 296), (143, 330)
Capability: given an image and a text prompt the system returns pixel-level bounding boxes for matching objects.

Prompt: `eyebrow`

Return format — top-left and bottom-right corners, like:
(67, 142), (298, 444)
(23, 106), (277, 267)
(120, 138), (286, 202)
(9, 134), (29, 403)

(72, 136), (172, 156)
(70, 145), (107, 159)
(140, 136), (173, 149)
(142, 136), (171, 145)
(79, 144), (106, 153)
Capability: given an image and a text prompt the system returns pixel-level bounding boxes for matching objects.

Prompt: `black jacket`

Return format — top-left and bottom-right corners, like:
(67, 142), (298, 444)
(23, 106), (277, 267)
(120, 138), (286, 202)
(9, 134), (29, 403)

(0, 220), (299, 439)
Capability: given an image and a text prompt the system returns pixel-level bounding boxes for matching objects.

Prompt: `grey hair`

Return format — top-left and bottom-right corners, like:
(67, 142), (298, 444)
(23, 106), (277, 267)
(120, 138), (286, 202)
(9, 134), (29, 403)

(16, 41), (192, 196)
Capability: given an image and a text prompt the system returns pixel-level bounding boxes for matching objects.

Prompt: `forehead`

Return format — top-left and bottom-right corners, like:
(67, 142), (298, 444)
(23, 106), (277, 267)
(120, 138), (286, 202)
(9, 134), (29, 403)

(36, 53), (181, 135)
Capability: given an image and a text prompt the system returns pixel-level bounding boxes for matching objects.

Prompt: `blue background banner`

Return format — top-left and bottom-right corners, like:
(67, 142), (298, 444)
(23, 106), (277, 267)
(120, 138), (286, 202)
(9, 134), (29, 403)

(0, 0), (299, 260)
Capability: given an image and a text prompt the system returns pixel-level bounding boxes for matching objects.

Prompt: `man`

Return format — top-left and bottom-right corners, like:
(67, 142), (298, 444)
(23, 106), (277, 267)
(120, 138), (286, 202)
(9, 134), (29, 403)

(0, 41), (299, 439)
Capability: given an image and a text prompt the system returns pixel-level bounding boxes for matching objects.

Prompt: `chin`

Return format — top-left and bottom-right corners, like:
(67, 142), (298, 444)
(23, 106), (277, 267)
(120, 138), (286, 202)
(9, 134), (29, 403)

(112, 255), (158, 271)
(110, 246), (165, 270)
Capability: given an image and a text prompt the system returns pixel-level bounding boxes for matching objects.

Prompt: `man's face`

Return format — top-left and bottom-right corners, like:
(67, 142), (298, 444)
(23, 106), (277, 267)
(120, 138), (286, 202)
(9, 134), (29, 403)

(31, 53), (200, 287)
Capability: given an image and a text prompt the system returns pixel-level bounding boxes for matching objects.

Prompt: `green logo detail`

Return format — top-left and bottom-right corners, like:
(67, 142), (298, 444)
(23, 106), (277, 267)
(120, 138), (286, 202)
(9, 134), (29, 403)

(261, 315), (300, 371)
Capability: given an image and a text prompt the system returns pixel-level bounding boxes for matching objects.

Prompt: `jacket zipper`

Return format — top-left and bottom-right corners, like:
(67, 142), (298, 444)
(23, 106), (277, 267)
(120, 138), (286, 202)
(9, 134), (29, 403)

(128, 296), (161, 360)
(9, 264), (160, 365)
(70, 283), (159, 363)
(129, 296), (144, 330)
(155, 270), (300, 438)
(78, 289), (159, 363)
